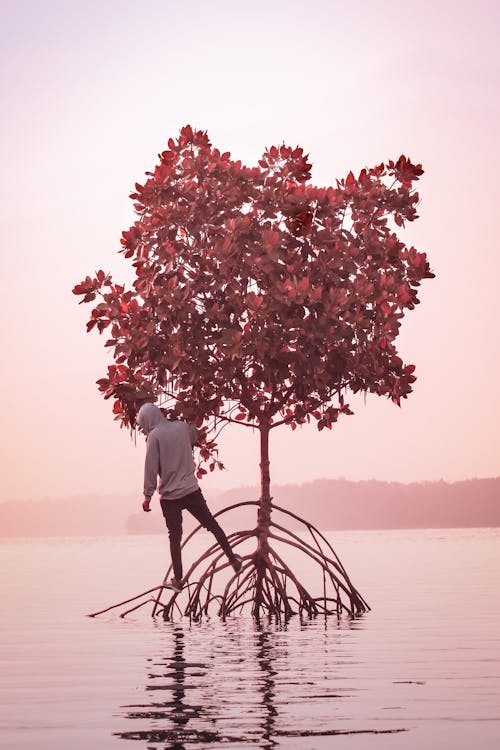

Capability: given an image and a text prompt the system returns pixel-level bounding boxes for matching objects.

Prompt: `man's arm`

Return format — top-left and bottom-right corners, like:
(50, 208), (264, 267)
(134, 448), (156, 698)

(142, 434), (160, 511)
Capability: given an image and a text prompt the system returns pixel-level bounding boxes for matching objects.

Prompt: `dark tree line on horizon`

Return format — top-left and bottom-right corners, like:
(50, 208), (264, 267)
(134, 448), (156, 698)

(3, 477), (497, 538)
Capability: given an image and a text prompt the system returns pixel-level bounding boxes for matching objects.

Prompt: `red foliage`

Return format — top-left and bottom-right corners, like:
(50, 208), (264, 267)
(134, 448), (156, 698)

(73, 125), (433, 468)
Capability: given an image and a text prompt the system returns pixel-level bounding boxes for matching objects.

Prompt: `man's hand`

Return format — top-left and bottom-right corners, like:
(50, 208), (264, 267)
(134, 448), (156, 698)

(142, 498), (152, 512)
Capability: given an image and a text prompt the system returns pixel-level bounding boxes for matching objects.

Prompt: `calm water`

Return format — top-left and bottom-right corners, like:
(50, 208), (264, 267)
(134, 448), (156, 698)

(1, 528), (499, 749)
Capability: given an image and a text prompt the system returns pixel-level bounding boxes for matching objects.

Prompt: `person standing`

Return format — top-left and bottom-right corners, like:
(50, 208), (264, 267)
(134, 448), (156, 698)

(137, 402), (242, 592)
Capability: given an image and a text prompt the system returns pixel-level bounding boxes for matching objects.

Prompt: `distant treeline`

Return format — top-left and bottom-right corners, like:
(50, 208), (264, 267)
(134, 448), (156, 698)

(1, 477), (498, 537)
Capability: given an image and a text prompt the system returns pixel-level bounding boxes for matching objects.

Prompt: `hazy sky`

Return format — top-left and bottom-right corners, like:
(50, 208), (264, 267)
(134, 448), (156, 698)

(1, 0), (499, 503)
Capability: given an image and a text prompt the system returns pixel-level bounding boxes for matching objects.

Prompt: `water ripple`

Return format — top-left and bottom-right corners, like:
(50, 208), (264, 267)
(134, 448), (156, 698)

(114, 618), (408, 748)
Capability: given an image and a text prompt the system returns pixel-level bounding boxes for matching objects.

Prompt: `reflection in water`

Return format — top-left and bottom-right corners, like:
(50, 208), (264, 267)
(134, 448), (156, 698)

(114, 618), (406, 748)
(256, 628), (278, 749)
(115, 626), (225, 746)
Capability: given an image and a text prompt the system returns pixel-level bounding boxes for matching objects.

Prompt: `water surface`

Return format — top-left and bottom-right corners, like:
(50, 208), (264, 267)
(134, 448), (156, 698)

(1, 528), (499, 748)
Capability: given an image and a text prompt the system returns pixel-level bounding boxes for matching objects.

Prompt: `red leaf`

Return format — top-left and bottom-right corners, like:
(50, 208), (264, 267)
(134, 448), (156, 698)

(345, 171), (356, 187)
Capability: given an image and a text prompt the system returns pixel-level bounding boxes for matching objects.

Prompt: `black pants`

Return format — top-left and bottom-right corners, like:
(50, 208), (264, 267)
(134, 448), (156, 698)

(160, 488), (234, 580)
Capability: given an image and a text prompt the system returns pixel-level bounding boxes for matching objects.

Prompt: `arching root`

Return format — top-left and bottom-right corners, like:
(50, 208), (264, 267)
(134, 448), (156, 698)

(87, 501), (370, 620)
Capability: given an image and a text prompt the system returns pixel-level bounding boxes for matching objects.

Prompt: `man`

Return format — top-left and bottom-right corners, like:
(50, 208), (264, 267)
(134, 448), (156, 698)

(137, 402), (242, 592)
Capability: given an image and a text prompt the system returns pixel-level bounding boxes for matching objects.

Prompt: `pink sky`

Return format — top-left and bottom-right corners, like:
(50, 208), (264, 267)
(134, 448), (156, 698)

(1, 0), (499, 503)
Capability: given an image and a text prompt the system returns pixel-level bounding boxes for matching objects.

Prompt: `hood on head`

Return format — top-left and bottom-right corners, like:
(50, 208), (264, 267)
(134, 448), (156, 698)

(136, 403), (165, 435)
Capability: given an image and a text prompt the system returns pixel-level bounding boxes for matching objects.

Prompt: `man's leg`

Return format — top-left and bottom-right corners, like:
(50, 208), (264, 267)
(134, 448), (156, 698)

(160, 499), (183, 581)
(183, 489), (238, 564)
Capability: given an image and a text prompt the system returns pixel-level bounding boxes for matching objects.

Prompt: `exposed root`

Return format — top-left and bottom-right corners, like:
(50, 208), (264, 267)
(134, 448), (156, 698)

(89, 501), (370, 620)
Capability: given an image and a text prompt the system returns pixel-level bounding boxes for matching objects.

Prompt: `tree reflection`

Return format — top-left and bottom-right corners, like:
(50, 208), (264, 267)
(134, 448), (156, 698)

(114, 625), (222, 747)
(114, 617), (405, 746)
(254, 625), (279, 749)
(113, 621), (282, 749)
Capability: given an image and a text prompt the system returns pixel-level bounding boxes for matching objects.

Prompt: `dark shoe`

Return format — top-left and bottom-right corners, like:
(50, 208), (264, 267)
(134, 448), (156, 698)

(165, 578), (183, 593)
(231, 554), (243, 574)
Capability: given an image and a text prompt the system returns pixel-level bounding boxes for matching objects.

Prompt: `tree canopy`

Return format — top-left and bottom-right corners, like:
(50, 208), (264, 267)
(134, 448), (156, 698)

(73, 125), (434, 472)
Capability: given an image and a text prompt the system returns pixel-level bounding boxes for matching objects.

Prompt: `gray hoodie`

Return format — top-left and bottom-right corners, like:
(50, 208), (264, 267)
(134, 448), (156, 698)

(136, 403), (199, 501)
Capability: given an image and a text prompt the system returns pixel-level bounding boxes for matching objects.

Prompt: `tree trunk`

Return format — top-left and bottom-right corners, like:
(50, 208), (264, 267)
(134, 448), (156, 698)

(254, 426), (271, 613)
(257, 425), (271, 534)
